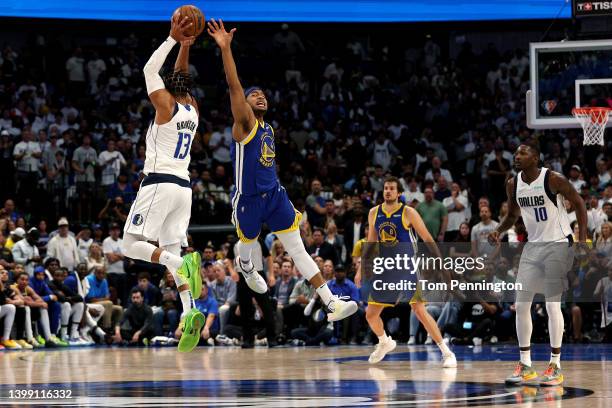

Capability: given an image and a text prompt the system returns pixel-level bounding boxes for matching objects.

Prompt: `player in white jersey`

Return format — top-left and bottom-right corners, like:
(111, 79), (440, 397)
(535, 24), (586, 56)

(120, 15), (204, 353)
(489, 144), (587, 386)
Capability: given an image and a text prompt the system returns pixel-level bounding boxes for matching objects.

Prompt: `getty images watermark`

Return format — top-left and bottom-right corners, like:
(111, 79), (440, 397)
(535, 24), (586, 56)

(361, 242), (588, 303)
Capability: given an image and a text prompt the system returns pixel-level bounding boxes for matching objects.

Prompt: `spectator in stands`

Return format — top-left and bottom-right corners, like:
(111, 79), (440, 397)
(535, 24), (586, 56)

(471, 206), (499, 257)
(13, 127), (41, 196)
(131, 272), (161, 307)
(209, 261), (236, 335)
(425, 156), (453, 182)
(594, 267), (612, 342)
(76, 226), (93, 263)
(443, 298), (499, 346)
(156, 270), (180, 337)
(5, 227), (25, 251)
(568, 165), (586, 192)
(325, 221), (346, 267)
(416, 187), (448, 242)
(72, 134), (98, 222)
(98, 140), (126, 191)
(12, 227), (41, 276)
(46, 218), (80, 271)
(83, 264), (123, 332)
(48, 266), (85, 344)
(102, 223), (127, 305)
(327, 265), (363, 344)
(306, 179), (327, 228)
(175, 283), (218, 345)
(112, 288), (153, 346)
(307, 228), (339, 265)
(443, 183), (469, 242)
(12, 270), (61, 347)
(0, 266), (19, 349)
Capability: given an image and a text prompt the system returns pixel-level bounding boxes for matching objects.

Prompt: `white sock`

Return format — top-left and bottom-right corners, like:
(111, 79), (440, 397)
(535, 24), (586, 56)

(160, 250), (184, 271)
(550, 353), (561, 368)
(60, 326), (68, 339)
(71, 323), (80, 339)
(94, 327), (106, 338)
(520, 349), (532, 367)
(237, 240), (257, 268)
(304, 298), (316, 316)
(316, 283), (334, 307)
(437, 341), (452, 356)
(180, 290), (194, 313)
(378, 333), (388, 343)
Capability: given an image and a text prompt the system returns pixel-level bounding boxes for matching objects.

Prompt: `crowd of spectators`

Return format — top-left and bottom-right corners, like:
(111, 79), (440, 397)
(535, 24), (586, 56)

(0, 22), (610, 350)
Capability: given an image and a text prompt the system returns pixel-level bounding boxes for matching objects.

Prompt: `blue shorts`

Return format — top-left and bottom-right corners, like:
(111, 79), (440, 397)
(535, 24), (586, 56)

(231, 184), (301, 242)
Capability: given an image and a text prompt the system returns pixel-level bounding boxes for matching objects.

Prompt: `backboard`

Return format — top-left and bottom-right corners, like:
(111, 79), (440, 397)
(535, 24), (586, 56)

(527, 39), (612, 129)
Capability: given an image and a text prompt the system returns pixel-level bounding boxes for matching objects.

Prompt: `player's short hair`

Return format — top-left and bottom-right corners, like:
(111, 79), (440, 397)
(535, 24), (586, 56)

(383, 176), (404, 193)
(521, 141), (540, 158)
(163, 70), (192, 98)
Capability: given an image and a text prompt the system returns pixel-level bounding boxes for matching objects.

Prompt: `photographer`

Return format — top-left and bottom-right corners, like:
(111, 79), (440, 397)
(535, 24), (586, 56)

(98, 196), (128, 226)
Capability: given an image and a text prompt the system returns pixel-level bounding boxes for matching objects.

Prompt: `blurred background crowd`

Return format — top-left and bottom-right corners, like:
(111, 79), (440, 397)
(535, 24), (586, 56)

(0, 20), (610, 350)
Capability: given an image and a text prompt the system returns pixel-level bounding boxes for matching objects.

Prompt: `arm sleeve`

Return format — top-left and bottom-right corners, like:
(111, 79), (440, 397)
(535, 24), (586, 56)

(143, 36), (177, 95)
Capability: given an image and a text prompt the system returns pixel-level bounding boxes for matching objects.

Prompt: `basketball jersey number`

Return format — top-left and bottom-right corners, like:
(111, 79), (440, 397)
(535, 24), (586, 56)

(173, 132), (192, 160)
(533, 207), (548, 222)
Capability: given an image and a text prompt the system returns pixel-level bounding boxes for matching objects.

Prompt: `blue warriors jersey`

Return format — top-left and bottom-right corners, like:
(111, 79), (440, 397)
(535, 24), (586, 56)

(374, 204), (417, 252)
(231, 121), (278, 196)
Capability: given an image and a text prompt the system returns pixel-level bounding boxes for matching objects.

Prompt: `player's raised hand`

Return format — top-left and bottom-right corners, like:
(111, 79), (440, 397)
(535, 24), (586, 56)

(170, 13), (196, 43)
(207, 18), (236, 50)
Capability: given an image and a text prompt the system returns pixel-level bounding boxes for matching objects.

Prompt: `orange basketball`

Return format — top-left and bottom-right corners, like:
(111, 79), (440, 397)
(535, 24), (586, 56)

(173, 5), (205, 38)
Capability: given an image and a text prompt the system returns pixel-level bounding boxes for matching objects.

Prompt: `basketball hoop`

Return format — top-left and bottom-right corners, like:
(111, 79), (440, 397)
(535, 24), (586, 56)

(571, 107), (611, 146)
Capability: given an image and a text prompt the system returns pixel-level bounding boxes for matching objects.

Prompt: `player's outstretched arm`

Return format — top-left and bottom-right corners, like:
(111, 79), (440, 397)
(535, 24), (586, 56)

(143, 14), (194, 123)
(207, 18), (256, 141)
(549, 171), (588, 242)
(489, 178), (520, 244)
(173, 39), (199, 115)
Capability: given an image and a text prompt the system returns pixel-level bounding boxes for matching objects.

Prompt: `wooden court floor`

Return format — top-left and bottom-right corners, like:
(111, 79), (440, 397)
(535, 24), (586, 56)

(0, 344), (609, 407)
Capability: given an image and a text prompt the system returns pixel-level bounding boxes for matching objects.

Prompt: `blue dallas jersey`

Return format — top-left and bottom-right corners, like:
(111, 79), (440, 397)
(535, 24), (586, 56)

(231, 120), (278, 196)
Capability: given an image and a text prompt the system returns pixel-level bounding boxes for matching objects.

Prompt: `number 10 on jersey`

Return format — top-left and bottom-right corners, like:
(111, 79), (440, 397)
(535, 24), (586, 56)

(174, 132), (192, 159)
(534, 206), (548, 222)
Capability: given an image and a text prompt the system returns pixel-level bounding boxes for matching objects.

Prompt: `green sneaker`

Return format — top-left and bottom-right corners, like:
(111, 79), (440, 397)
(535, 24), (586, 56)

(35, 335), (46, 346)
(539, 363), (564, 386)
(177, 308), (205, 353)
(51, 335), (69, 347)
(505, 362), (538, 385)
(177, 252), (202, 299)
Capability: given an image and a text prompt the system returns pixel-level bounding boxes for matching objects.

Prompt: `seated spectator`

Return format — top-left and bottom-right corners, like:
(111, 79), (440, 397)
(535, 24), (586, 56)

(83, 265), (123, 333)
(273, 259), (298, 336)
(327, 265), (363, 344)
(29, 266), (68, 346)
(0, 266), (20, 349)
(175, 284), (218, 345)
(290, 311), (333, 346)
(594, 267), (612, 343)
(112, 288), (154, 345)
(11, 271), (61, 347)
(131, 272), (161, 307)
(48, 267), (86, 344)
(155, 271), (180, 337)
(449, 222), (471, 257)
(210, 260), (237, 335)
(443, 298), (499, 345)
(408, 302), (444, 345)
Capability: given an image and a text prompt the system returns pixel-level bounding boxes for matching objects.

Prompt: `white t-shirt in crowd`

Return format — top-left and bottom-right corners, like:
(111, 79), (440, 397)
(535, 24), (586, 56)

(98, 150), (126, 186)
(443, 194), (469, 232)
(13, 141), (41, 172)
(103, 236), (125, 274)
(47, 234), (80, 271)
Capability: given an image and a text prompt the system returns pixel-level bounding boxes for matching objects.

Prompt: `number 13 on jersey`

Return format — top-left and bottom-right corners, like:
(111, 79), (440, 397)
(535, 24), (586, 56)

(173, 132), (192, 159)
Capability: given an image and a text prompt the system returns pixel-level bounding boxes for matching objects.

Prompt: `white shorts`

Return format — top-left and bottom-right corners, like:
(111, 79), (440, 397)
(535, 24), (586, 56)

(516, 241), (574, 299)
(124, 180), (192, 247)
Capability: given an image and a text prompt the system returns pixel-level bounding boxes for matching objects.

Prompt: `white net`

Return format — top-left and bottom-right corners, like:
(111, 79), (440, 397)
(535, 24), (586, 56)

(572, 107), (611, 146)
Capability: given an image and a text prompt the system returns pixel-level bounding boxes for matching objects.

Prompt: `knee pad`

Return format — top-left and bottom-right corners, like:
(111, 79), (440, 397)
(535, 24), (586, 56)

(276, 231), (319, 281)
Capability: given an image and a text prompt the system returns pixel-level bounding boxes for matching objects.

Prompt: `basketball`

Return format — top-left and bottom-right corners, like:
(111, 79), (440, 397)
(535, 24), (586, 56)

(173, 5), (205, 38)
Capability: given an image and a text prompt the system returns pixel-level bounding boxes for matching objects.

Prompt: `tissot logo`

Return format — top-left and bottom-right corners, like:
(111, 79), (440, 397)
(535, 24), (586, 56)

(575, 1), (612, 15)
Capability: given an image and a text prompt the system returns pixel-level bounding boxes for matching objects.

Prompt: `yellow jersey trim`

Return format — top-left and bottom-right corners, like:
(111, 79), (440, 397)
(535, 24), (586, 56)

(241, 121), (260, 145)
(273, 210), (303, 235)
(380, 202), (402, 218)
(402, 206), (411, 230)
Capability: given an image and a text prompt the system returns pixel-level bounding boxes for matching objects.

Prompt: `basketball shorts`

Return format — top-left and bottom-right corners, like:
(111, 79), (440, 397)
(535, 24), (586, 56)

(124, 173), (192, 247)
(231, 184), (300, 242)
(516, 240), (574, 300)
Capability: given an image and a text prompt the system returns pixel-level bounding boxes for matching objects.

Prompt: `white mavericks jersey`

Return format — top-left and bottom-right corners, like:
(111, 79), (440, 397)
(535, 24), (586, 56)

(143, 103), (198, 181)
(515, 167), (572, 242)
